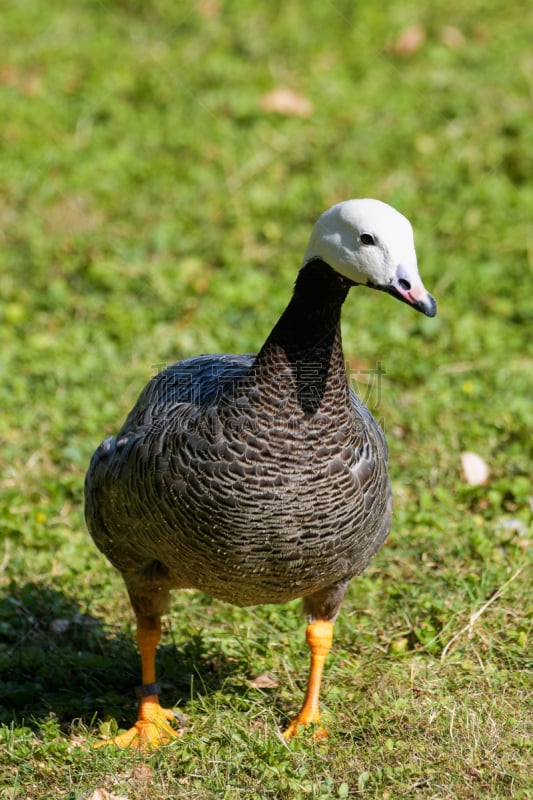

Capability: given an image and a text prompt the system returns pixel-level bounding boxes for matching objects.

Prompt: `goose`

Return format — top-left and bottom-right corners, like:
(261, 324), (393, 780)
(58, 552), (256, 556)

(85, 198), (436, 748)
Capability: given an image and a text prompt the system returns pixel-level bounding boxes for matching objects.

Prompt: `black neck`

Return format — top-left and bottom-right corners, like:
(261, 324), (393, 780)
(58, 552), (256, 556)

(264, 259), (352, 351)
(252, 259), (353, 415)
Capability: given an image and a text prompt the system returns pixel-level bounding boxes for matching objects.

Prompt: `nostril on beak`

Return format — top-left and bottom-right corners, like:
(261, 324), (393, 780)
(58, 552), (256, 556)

(398, 278), (411, 291)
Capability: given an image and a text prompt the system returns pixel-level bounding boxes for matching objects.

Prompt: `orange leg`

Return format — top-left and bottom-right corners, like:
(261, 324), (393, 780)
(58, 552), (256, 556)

(94, 615), (181, 749)
(283, 619), (334, 740)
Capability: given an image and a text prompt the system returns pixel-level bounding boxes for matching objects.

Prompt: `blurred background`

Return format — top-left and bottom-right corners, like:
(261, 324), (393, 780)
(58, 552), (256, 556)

(0, 1), (531, 798)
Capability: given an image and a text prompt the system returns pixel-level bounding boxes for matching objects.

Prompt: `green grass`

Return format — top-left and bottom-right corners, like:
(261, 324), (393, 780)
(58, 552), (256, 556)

(1, 0), (532, 797)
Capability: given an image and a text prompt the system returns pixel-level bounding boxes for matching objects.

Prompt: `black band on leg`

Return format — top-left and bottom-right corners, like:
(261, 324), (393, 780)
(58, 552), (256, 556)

(135, 682), (161, 698)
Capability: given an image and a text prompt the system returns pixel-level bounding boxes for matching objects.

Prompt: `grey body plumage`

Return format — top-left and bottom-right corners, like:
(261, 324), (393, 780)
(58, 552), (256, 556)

(86, 259), (391, 621)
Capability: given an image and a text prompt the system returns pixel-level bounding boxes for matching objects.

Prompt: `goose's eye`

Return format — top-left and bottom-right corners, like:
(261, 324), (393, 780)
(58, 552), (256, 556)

(360, 232), (376, 246)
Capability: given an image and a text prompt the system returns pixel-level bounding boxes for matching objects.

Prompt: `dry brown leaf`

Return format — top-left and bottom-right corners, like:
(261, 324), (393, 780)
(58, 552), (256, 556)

(439, 25), (465, 49)
(197, 0), (220, 18)
(249, 672), (279, 689)
(0, 64), (42, 95)
(44, 194), (104, 237)
(83, 790), (128, 800)
(260, 88), (313, 118)
(391, 25), (426, 56)
(131, 764), (154, 788)
(461, 451), (490, 486)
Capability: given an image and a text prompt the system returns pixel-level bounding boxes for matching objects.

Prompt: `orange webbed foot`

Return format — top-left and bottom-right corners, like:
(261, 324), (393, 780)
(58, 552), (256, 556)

(94, 700), (182, 750)
(283, 712), (328, 741)
(282, 697), (328, 740)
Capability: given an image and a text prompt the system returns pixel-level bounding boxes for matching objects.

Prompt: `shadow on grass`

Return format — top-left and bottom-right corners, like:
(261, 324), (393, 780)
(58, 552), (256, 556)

(0, 582), (245, 732)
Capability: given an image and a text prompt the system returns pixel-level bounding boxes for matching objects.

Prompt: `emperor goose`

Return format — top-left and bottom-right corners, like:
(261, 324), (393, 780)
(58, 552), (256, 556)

(85, 198), (436, 747)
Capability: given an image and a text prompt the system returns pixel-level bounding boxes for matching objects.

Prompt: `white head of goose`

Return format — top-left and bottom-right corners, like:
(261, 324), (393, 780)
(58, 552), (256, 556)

(85, 198), (436, 748)
(303, 198), (436, 316)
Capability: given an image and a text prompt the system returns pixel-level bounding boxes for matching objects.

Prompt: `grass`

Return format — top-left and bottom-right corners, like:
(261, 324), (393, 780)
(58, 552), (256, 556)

(0, 0), (531, 797)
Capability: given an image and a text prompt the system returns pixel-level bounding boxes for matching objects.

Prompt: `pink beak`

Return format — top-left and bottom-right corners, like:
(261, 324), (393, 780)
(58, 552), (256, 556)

(384, 265), (437, 317)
